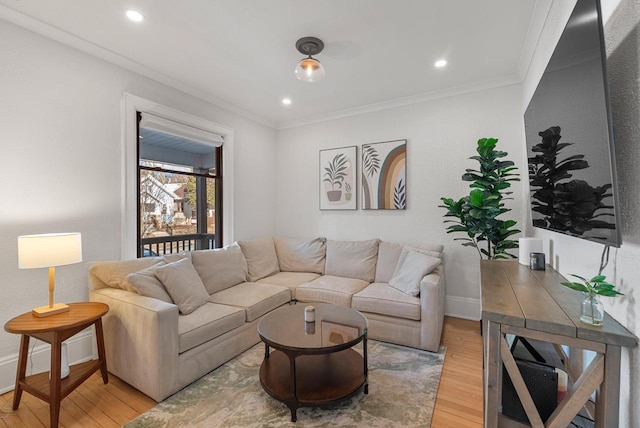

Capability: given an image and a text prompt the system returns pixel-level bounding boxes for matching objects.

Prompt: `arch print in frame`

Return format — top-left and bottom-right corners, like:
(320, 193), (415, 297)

(362, 139), (406, 210)
(319, 146), (357, 210)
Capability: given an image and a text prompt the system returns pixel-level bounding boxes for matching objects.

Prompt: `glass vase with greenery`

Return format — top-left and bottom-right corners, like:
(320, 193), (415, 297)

(440, 137), (520, 259)
(560, 274), (623, 326)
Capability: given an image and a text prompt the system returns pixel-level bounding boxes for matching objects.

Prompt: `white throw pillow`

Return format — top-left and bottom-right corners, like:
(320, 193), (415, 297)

(388, 248), (441, 297)
(125, 261), (173, 303)
(155, 258), (209, 314)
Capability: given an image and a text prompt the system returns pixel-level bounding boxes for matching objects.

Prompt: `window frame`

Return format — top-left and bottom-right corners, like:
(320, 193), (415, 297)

(122, 93), (234, 259)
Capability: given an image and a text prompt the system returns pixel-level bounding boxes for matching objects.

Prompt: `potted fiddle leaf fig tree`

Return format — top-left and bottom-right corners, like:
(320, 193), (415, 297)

(440, 137), (521, 259)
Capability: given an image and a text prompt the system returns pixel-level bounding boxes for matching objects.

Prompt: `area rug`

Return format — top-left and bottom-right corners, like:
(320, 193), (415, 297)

(124, 340), (446, 427)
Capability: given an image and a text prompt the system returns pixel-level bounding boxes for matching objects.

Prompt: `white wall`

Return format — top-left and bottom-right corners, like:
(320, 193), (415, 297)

(0, 19), (277, 391)
(276, 84), (526, 319)
(523, 0), (640, 425)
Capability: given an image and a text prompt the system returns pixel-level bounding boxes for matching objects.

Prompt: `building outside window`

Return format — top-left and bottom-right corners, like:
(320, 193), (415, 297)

(137, 112), (223, 257)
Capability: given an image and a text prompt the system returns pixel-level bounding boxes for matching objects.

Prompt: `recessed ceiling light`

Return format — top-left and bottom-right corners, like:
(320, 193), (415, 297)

(282, 98), (292, 105)
(126, 10), (144, 23)
(435, 59), (447, 68)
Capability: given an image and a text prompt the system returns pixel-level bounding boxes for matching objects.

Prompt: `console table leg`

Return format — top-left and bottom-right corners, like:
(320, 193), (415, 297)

(12, 335), (29, 410)
(484, 321), (501, 428)
(596, 345), (621, 428)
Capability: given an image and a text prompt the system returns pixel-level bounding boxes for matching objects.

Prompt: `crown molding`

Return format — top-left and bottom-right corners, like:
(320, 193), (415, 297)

(0, 5), (276, 129)
(276, 74), (522, 130)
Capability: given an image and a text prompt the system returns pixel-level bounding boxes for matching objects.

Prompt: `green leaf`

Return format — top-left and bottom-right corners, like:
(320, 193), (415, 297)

(560, 281), (589, 293)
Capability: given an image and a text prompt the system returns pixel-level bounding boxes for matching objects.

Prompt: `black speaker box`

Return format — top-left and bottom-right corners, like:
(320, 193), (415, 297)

(502, 359), (558, 423)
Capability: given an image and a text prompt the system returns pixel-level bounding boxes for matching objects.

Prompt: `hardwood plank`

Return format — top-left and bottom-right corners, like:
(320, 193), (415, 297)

(1, 316), (483, 427)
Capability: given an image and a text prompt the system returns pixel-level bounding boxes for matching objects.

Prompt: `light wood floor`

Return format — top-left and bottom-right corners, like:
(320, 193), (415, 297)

(0, 316), (483, 427)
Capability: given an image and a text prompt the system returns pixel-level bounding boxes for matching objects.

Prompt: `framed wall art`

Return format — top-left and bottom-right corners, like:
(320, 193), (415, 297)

(361, 139), (406, 210)
(319, 146), (357, 210)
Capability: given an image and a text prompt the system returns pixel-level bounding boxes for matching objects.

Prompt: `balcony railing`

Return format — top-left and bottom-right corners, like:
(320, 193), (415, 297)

(140, 233), (216, 257)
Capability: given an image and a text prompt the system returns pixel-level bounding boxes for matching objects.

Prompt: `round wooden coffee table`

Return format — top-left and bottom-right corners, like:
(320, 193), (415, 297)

(258, 303), (368, 422)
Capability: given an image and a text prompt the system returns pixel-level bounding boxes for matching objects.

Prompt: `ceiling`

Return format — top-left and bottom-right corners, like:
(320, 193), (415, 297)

(0, 0), (550, 129)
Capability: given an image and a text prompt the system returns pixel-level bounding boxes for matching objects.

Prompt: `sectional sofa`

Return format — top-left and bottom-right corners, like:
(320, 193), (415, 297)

(88, 237), (445, 402)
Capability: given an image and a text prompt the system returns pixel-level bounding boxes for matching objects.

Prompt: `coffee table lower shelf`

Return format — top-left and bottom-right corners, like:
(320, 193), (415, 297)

(259, 348), (367, 422)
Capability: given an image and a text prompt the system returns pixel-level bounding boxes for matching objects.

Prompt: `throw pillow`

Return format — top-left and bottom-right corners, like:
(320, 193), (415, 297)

(125, 261), (173, 303)
(154, 258), (209, 314)
(237, 237), (280, 282)
(388, 248), (441, 297)
(325, 239), (379, 282)
(191, 244), (248, 294)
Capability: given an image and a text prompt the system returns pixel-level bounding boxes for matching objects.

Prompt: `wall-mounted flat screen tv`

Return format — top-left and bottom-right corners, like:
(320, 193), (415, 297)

(524, 0), (622, 247)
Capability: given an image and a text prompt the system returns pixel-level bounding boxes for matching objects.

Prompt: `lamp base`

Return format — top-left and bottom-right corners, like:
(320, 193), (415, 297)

(32, 303), (69, 317)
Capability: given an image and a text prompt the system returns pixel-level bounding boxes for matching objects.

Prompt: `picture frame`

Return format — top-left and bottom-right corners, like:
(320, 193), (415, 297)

(361, 139), (406, 210)
(319, 146), (357, 210)
(321, 320), (360, 346)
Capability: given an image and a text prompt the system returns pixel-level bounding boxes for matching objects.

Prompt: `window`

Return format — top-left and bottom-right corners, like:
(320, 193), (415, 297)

(137, 112), (223, 257)
(122, 93), (234, 260)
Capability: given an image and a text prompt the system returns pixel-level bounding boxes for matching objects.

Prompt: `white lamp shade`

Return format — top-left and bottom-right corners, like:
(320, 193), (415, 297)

(295, 57), (325, 82)
(18, 233), (82, 269)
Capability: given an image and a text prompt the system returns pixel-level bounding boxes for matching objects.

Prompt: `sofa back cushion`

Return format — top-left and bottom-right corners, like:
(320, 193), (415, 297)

(325, 239), (379, 282)
(237, 237), (280, 282)
(273, 237), (326, 274)
(88, 257), (162, 290)
(375, 241), (443, 283)
(191, 244), (248, 294)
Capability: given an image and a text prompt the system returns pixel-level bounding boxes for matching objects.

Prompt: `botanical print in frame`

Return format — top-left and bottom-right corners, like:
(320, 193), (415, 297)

(362, 139), (406, 210)
(319, 146), (357, 210)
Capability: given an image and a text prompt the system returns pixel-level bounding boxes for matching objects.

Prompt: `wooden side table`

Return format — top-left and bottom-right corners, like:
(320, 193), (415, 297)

(4, 302), (109, 428)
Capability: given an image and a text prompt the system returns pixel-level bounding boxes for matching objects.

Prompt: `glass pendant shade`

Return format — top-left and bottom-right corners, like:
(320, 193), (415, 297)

(295, 57), (325, 82)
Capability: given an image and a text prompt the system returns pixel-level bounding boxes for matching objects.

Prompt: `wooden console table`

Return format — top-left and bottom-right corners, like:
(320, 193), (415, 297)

(481, 260), (637, 427)
(4, 302), (109, 428)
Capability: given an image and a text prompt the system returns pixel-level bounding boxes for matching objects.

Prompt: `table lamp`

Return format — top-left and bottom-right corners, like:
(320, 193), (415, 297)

(18, 233), (82, 317)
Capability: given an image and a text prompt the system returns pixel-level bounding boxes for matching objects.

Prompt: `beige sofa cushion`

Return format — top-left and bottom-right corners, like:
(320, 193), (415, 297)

(209, 282), (291, 322)
(388, 248), (442, 297)
(191, 244), (248, 294)
(352, 282), (421, 321)
(156, 258), (210, 315)
(295, 275), (369, 307)
(274, 237), (326, 274)
(125, 261), (173, 303)
(237, 237), (280, 282)
(178, 302), (246, 353)
(89, 257), (162, 290)
(325, 239), (379, 282)
(257, 272), (321, 299)
(375, 241), (443, 283)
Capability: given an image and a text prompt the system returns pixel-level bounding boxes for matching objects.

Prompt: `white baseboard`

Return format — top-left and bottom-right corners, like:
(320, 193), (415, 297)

(445, 295), (481, 321)
(0, 328), (95, 395)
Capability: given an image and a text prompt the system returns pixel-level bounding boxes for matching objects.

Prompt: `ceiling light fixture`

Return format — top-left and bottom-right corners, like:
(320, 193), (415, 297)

(294, 37), (325, 82)
(126, 10), (144, 22)
(435, 59), (447, 68)
(282, 98), (292, 105)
